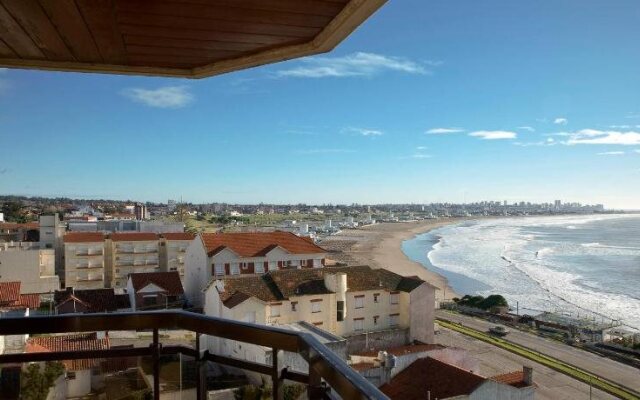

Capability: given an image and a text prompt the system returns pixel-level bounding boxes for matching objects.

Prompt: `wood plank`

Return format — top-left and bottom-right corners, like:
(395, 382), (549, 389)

(123, 35), (260, 53)
(0, 38), (16, 57)
(127, 54), (210, 68)
(39, 0), (102, 62)
(126, 44), (240, 59)
(161, 0), (346, 18)
(75, 0), (127, 64)
(115, 1), (332, 28)
(0, 3), (44, 59)
(119, 24), (300, 46)
(117, 12), (320, 38)
(1, 0), (73, 61)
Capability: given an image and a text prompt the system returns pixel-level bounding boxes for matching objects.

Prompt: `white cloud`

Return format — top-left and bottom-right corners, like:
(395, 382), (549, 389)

(295, 149), (356, 154)
(597, 151), (625, 156)
(564, 129), (640, 145)
(513, 138), (557, 147)
(276, 52), (429, 78)
(554, 117), (568, 125)
(416, 146), (428, 150)
(345, 127), (384, 137)
(469, 130), (517, 140)
(425, 127), (465, 134)
(122, 86), (193, 108)
(609, 125), (631, 129)
(401, 153), (432, 160)
(517, 126), (535, 132)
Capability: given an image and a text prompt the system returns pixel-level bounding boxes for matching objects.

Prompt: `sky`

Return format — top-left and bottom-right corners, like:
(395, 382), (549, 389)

(1, 0), (640, 209)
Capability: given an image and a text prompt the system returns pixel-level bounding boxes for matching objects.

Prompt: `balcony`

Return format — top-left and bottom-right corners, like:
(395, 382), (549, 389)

(77, 274), (104, 282)
(75, 250), (103, 256)
(0, 311), (386, 400)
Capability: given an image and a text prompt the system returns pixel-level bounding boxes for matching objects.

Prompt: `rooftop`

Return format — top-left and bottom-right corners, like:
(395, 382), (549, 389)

(54, 288), (131, 313)
(26, 332), (110, 371)
(161, 232), (196, 241)
(111, 232), (159, 242)
(0, 281), (40, 310)
(64, 231), (106, 243)
(129, 271), (184, 296)
(201, 231), (326, 257)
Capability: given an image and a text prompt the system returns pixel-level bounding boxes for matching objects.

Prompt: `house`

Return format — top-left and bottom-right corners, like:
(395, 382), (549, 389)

(185, 231), (328, 306)
(203, 265), (436, 358)
(379, 357), (535, 400)
(126, 271), (185, 311)
(26, 332), (110, 399)
(108, 233), (160, 289)
(54, 288), (131, 314)
(0, 243), (60, 294)
(64, 232), (106, 290)
(0, 281), (41, 313)
(160, 232), (196, 283)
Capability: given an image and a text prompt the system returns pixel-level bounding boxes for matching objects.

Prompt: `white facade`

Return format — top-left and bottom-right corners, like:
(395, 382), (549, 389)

(0, 244), (59, 294)
(109, 239), (160, 288)
(64, 241), (106, 290)
(162, 239), (190, 281)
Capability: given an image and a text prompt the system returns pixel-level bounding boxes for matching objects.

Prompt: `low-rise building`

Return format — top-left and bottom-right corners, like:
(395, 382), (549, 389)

(108, 233), (160, 289)
(64, 232), (106, 290)
(126, 271), (184, 311)
(203, 265), (435, 358)
(54, 287), (131, 314)
(185, 231), (328, 306)
(160, 232), (196, 282)
(0, 242), (59, 294)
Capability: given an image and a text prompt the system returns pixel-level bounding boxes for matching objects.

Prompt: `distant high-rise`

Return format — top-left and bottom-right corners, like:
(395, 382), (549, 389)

(134, 203), (148, 220)
(554, 200), (562, 209)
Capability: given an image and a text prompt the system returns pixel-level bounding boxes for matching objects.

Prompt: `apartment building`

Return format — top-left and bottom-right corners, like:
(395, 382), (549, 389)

(108, 233), (160, 289)
(203, 265), (436, 359)
(160, 232), (196, 282)
(64, 232), (106, 290)
(185, 231), (328, 306)
(0, 242), (59, 294)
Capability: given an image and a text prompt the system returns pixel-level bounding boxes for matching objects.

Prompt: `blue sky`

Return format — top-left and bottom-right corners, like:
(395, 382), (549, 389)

(1, 0), (640, 208)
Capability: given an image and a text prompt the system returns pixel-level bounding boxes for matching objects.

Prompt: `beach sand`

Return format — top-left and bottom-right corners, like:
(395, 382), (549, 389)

(322, 220), (464, 301)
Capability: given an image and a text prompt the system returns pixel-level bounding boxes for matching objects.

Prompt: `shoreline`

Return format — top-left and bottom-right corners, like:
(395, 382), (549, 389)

(326, 219), (469, 301)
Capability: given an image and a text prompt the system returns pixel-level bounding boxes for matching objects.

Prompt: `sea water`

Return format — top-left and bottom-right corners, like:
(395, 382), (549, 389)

(402, 215), (640, 330)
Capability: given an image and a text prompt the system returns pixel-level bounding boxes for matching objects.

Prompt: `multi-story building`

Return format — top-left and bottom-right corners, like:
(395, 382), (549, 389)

(0, 242), (59, 294)
(39, 214), (66, 275)
(203, 265), (435, 359)
(185, 231), (327, 306)
(108, 233), (160, 289)
(64, 232), (106, 290)
(160, 232), (196, 282)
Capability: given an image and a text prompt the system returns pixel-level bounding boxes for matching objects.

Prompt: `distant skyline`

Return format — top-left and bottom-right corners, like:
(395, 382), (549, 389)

(1, 0), (640, 208)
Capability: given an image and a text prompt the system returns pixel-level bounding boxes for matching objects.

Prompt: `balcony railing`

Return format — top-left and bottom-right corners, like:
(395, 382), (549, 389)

(0, 311), (386, 400)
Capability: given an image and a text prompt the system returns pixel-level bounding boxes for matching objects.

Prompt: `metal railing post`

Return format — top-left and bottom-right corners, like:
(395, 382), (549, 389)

(272, 347), (283, 400)
(196, 333), (207, 400)
(153, 328), (160, 400)
(307, 347), (324, 400)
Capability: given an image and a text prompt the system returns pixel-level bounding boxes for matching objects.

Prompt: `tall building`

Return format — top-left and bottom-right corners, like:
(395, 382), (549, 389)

(107, 233), (160, 289)
(134, 203), (148, 220)
(160, 232), (196, 283)
(39, 214), (65, 275)
(64, 232), (106, 290)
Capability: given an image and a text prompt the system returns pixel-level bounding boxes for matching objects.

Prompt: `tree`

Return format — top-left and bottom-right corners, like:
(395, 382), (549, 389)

(1, 201), (25, 223)
(20, 362), (64, 400)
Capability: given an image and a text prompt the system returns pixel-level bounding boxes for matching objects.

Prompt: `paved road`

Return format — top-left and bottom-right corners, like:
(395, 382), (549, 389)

(437, 310), (640, 392)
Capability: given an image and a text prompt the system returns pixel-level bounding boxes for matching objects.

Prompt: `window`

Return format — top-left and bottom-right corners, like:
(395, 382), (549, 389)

(240, 262), (248, 270)
(313, 259), (322, 268)
(269, 261), (277, 271)
(390, 292), (399, 305)
(291, 301), (298, 312)
(255, 262), (265, 274)
(311, 299), (322, 313)
(231, 263), (240, 275)
(143, 295), (158, 307)
(389, 314), (399, 327)
(354, 295), (364, 309)
(270, 304), (281, 317)
(354, 318), (364, 331)
(373, 315), (379, 325)
(214, 264), (225, 276)
(337, 301), (344, 321)
(301, 259), (307, 267)
(67, 372), (76, 380)
(243, 312), (256, 323)
(373, 293), (380, 303)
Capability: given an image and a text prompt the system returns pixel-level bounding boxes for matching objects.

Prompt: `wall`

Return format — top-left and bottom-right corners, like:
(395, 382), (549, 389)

(410, 283), (436, 344)
(185, 238), (209, 307)
(110, 240), (160, 288)
(64, 242), (105, 290)
(66, 369), (92, 398)
(0, 248), (60, 293)
(470, 380), (534, 400)
(345, 328), (410, 354)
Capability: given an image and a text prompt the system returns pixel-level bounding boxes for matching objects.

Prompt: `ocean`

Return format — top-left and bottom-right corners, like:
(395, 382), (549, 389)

(402, 214), (640, 330)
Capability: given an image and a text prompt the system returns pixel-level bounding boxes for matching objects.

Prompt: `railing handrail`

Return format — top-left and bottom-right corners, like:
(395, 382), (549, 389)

(0, 310), (388, 400)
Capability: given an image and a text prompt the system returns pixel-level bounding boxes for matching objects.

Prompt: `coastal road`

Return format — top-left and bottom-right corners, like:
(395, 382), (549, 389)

(436, 310), (640, 392)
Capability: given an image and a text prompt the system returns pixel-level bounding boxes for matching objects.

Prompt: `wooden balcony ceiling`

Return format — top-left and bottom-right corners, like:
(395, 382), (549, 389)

(0, 0), (385, 78)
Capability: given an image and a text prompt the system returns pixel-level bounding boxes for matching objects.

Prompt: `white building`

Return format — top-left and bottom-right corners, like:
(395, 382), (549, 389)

(108, 233), (160, 289)
(64, 232), (106, 290)
(160, 232), (196, 282)
(0, 242), (59, 294)
(185, 231), (327, 307)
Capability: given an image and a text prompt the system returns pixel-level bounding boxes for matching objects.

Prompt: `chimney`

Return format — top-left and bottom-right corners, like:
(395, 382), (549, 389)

(523, 366), (533, 386)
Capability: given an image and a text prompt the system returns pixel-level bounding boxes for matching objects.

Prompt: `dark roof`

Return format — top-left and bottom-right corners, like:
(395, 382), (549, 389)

(129, 271), (184, 296)
(201, 231), (326, 257)
(213, 265), (425, 308)
(27, 333), (109, 371)
(64, 232), (105, 243)
(54, 288), (130, 313)
(380, 358), (487, 400)
(491, 371), (530, 388)
(110, 232), (159, 242)
(162, 232), (196, 241)
(357, 343), (445, 357)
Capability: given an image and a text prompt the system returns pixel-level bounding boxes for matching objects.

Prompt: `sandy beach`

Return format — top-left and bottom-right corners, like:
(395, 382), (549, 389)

(321, 219), (466, 301)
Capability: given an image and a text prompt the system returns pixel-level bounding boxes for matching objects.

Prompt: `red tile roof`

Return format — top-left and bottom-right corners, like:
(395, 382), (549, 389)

(162, 232), (196, 241)
(0, 222), (39, 230)
(380, 358), (486, 400)
(110, 232), (159, 242)
(201, 231), (326, 257)
(129, 271), (184, 295)
(27, 333), (110, 371)
(491, 371), (530, 388)
(0, 282), (40, 310)
(64, 232), (105, 243)
(356, 343), (445, 357)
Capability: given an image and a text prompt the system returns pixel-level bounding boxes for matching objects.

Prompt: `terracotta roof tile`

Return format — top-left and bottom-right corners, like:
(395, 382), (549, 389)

(64, 232), (105, 243)
(130, 271), (183, 296)
(0, 222), (39, 230)
(162, 232), (196, 241)
(26, 333), (110, 371)
(0, 281), (21, 304)
(110, 232), (159, 242)
(54, 288), (131, 313)
(201, 231), (326, 257)
(380, 358), (486, 400)
(491, 371), (529, 388)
